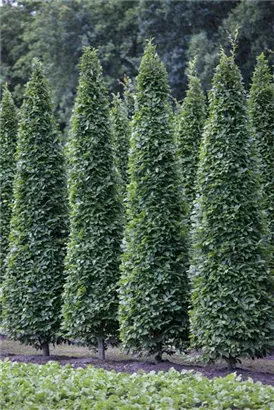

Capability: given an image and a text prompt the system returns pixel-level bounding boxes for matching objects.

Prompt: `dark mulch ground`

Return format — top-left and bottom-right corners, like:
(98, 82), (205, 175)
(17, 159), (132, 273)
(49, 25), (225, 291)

(2, 352), (274, 387)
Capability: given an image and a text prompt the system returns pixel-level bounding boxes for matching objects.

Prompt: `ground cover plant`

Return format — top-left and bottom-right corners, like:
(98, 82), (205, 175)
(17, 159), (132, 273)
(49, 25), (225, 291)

(1, 360), (274, 409)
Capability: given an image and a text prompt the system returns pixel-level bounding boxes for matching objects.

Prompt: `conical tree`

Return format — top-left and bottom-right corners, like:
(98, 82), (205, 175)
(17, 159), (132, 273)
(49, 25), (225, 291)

(0, 85), (18, 277)
(118, 42), (189, 363)
(249, 53), (274, 267)
(190, 49), (274, 369)
(1, 60), (68, 356)
(176, 59), (206, 213)
(61, 47), (122, 360)
(110, 94), (130, 198)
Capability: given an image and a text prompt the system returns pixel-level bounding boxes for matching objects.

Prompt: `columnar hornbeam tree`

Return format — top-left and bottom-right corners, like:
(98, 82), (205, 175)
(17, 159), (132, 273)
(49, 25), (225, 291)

(1, 61), (68, 356)
(190, 49), (274, 369)
(0, 85), (18, 277)
(61, 47), (122, 360)
(176, 59), (206, 213)
(110, 94), (130, 198)
(249, 53), (274, 266)
(119, 42), (189, 363)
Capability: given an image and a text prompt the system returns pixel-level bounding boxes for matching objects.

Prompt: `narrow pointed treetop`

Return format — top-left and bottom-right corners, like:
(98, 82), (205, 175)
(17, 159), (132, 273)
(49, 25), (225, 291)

(0, 84), (18, 276)
(190, 49), (274, 368)
(1, 60), (68, 353)
(176, 58), (206, 212)
(119, 41), (189, 360)
(110, 94), (130, 198)
(62, 47), (122, 353)
(249, 52), (274, 266)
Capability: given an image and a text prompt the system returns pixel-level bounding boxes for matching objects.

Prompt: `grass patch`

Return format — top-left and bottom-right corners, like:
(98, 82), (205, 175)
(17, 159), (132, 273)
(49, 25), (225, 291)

(1, 337), (274, 375)
(0, 338), (130, 360)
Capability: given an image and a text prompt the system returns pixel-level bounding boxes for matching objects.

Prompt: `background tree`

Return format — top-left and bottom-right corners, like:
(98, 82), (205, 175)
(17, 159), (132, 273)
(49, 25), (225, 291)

(119, 42), (189, 363)
(2, 1), (274, 131)
(1, 0), (42, 105)
(11, 0), (141, 129)
(176, 58), (206, 218)
(190, 1), (274, 91)
(138, 0), (237, 100)
(110, 94), (130, 199)
(62, 47), (122, 360)
(0, 85), (18, 277)
(249, 53), (274, 267)
(222, 1), (274, 86)
(1, 60), (68, 356)
(17, 0), (97, 129)
(190, 48), (274, 369)
(139, 0), (189, 93)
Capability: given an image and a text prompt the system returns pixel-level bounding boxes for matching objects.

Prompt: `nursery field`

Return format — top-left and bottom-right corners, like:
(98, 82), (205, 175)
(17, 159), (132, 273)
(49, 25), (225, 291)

(2, 2), (274, 409)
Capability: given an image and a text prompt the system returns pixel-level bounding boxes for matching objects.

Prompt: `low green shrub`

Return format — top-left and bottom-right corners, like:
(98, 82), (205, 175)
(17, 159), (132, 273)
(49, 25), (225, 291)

(1, 361), (274, 409)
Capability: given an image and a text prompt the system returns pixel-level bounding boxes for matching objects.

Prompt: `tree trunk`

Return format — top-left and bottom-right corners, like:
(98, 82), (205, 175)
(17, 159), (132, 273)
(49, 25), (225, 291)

(42, 342), (50, 357)
(154, 353), (163, 364)
(226, 358), (236, 370)
(98, 337), (105, 360)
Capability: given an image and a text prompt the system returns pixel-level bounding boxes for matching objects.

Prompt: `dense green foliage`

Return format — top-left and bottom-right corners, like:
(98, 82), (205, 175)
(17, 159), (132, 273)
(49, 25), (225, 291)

(61, 48), (122, 352)
(110, 94), (130, 198)
(249, 53), (274, 266)
(3, 1), (273, 129)
(1, 61), (68, 352)
(119, 43), (189, 360)
(0, 85), (18, 276)
(190, 50), (274, 367)
(2, 361), (274, 409)
(176, 59), (206, 214)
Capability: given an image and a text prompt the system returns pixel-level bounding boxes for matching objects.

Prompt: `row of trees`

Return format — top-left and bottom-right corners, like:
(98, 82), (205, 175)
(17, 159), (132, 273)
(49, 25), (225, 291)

(2, 0), (274, 129)
(1, 41), (274, 368)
